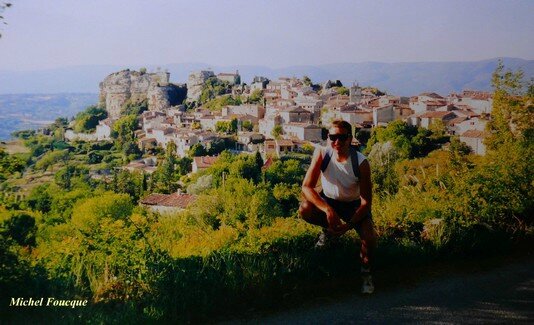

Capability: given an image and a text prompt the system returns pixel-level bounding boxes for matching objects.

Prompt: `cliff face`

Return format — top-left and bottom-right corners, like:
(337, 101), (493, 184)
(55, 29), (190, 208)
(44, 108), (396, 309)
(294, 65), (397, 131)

(187, 70), (215, 102)
(99, 70), (186, 119)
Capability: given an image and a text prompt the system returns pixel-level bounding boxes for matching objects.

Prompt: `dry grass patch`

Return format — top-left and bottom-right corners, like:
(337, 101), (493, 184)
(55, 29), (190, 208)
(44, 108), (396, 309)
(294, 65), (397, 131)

(0, 140), (30, 154)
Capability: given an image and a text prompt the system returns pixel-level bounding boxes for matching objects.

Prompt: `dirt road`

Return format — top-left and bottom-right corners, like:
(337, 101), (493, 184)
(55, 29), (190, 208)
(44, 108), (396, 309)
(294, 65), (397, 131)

(224, 254), (534, 324)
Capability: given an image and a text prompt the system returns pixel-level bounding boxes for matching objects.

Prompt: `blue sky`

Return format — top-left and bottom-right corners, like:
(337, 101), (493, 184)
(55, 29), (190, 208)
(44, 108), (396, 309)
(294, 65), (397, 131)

(0, 0), (533, 71)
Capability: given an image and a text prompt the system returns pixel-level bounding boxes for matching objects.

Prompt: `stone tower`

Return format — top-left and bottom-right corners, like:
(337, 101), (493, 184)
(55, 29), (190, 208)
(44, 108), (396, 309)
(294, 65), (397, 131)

(349, 82), (362, 105)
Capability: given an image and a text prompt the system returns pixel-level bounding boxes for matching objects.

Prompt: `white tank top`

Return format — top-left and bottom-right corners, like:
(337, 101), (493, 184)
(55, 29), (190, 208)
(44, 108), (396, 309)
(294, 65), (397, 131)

(320, 147), (366, 202)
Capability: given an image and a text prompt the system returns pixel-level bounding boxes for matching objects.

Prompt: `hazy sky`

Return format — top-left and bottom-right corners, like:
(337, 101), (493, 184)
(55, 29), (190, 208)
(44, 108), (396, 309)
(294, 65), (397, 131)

(1, 0), (533, 71)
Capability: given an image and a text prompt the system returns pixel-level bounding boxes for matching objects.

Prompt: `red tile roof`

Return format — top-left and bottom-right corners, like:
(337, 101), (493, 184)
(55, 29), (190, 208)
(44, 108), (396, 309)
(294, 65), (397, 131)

(461, 130), (488, 138)
(420, 111), (455, 118)
(462, 90), (492, 100)
(140, 193), (197, 208)
(262, 157), (273, 170)
(276, 139), (294, 146)
(193, 155), (219, 169)
(425, 100), (448, 106)
(448, 117), (468, 125)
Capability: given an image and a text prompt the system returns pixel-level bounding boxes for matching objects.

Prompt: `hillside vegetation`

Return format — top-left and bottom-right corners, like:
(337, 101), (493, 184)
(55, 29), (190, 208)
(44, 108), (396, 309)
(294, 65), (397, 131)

(0, 65), (532, 323)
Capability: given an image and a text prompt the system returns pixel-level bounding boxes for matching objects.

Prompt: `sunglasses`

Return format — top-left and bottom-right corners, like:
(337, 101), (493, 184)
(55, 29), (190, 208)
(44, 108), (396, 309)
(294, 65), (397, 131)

(328, 133), (350, 142)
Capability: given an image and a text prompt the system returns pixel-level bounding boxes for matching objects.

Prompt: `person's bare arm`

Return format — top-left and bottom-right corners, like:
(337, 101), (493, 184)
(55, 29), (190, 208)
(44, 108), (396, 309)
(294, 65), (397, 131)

(302, 148), (341, 229)
(350, 159), (372, 224)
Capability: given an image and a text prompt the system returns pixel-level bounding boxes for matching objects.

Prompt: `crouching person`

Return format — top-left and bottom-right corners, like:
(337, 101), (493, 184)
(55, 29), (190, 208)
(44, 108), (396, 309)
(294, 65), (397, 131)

(299, 119), (377, 294)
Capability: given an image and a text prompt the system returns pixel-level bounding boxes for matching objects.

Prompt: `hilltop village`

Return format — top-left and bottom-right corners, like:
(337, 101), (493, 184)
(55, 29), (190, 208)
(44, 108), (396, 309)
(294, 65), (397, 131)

(60, 68), (492, 212)
(67, 69), (491, 156)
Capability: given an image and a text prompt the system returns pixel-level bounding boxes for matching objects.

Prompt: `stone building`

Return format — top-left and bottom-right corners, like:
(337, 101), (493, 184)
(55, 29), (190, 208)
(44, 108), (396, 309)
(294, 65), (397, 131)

(282, 123), (322, 142)
(459, 130), (487, 155)
(217, 71), (241, 85)
(373, 105), (396, 126)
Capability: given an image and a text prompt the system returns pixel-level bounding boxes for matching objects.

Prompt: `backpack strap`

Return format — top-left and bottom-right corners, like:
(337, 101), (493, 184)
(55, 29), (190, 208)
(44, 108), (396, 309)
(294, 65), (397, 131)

(320, 146), (360, 179)
(320, 147), (333, 173)
(349, 146), (360, 179)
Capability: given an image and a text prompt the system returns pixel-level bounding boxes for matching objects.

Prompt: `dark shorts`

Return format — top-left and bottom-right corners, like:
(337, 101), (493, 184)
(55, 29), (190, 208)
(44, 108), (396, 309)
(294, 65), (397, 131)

(320, 192), (372, 233)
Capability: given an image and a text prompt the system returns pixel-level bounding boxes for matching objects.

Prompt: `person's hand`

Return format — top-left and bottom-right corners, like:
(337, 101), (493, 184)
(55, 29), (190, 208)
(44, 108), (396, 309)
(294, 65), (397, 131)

(328, 222), (351, 237)
(324, 206), (342, 231)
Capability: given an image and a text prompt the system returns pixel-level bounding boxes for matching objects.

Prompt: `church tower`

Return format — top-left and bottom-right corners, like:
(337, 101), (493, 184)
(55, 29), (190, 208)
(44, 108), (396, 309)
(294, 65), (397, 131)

(349, 82), (362, 105)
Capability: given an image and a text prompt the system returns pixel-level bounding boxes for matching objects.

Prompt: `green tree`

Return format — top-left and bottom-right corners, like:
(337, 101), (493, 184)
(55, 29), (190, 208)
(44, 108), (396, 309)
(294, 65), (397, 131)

(188, 143), (208, 157)
(272, 183), (301, 217)
(112, 114), (138, 145)
(175, 156), (192, 176)
(73, 105), (108, 133)
(51, 117), (69, 133)
(486, 60), (533, 150)
(121, 141), (142, 161)
(207, 138), (227, 155)
(215, 121), (229, 133)
(114, 170), (144, 201)
(0, 211), (37, 247)
(26, 184), (52, 213)
(300, 143), (315, 155)
(54, 165), (89, 190)
(71, 192), (133, 231)
(166, 141), (177, 159)
(367, 141), (401, 196)
(24, 134), (54, 157)
(120, 99), (148, 116)
(199, 77), (233, 106)
(247, 89), (263, 104)
(216, 119), (238, 134)
(11, 129), (36, 140)
(242, 120), (253, 132)
(204, 95), (242, 111)
(334, 86), (349, 96)
(34, 150), (69, 171)
(449, 136), (472, 168)
(264, 159), (305, 186)
(228, 154), (262, 184)
(271, 125), (283, 139)
(190, 177), (282, 230)
(229, 119), (238, 134)
(0, 148), (26, 180)
(86, 151), (103, 164)
(366, 120), (444, 159)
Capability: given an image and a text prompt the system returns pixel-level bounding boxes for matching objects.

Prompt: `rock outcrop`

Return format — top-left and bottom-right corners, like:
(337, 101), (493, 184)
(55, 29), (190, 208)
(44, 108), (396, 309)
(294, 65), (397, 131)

(99, 70), (186, 119)
(186, 70), (215, 102)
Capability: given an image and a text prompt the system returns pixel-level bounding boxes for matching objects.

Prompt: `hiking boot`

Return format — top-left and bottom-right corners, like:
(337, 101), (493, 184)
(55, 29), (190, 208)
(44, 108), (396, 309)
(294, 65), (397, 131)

(315, 229), (342, 249)
(361, 274), (375, 294)
(314, 231), (330, 249)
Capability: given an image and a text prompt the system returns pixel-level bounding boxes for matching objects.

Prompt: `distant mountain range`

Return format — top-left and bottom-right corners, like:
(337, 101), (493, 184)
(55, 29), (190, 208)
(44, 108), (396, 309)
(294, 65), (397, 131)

(1, 58), (532, 96)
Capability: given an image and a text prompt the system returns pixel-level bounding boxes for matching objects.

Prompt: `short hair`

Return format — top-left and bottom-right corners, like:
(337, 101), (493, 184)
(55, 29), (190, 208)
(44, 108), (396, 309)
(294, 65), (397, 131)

(330, 119), (352, 136)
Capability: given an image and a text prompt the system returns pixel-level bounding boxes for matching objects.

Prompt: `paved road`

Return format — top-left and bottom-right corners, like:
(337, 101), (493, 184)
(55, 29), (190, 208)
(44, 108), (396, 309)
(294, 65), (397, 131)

(223, 255), (534, 324)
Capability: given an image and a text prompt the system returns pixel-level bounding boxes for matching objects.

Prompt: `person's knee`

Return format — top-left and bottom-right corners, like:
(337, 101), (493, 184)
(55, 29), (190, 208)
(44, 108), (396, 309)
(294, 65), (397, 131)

(298, 199), (328, 227)
(298, 200), (312, 219)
